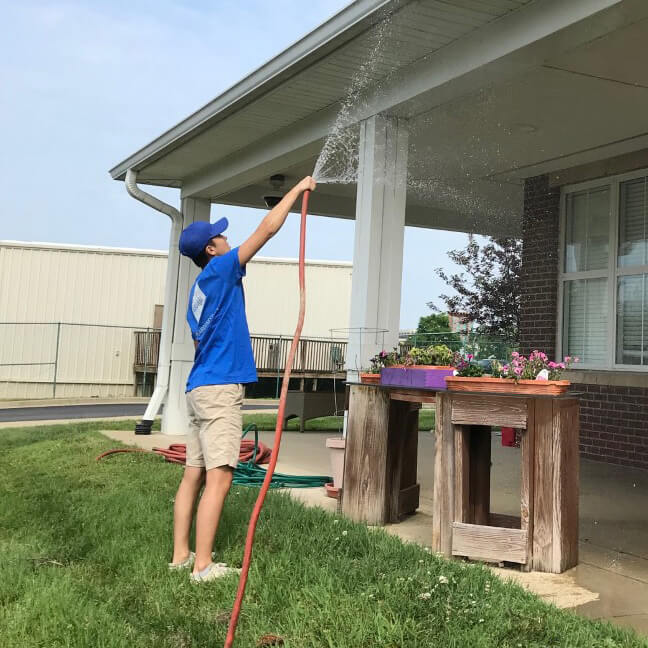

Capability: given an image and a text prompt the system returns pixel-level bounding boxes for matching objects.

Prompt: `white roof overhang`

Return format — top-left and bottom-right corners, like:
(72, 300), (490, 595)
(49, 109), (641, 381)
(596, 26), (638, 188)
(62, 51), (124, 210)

(110, 0), (648, 236)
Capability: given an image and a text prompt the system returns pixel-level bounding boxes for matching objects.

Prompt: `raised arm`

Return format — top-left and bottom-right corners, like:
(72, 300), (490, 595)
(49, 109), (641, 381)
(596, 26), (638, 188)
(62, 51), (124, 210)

(238, 176), (316, 267)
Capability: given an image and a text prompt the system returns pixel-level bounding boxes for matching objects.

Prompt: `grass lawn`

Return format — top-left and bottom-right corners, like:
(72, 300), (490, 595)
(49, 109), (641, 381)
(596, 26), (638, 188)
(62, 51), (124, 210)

(242, 409), (435, 432)
(1, 422), (646, 648)
(105, 409), (435, 433)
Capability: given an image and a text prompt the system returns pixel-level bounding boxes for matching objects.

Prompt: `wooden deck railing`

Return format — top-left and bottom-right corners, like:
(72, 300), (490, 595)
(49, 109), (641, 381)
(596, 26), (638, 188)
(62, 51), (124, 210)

(134, 330), (347, 375)
(134, 330), (161, 371)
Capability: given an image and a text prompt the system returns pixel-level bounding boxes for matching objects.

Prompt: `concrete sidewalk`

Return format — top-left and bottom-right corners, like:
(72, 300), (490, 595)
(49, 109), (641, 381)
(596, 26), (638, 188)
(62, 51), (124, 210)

(99, 428), (648, 636)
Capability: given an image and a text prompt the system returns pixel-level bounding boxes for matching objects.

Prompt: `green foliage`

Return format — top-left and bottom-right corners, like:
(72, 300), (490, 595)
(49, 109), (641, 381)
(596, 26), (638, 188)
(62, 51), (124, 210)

(452, 352), (486, 377)
(408, 314), (461, 348)
(405, 344), (454, 366)
(433, 235), (522, 341)
(368, 348), (400, 373)
(457, 363), (485, 378)
(416, 313), (452, 334)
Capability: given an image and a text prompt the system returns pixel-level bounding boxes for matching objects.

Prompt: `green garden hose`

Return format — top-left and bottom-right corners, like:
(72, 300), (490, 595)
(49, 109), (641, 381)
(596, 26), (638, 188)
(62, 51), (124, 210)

(233, 424), (331, 489)
(96, 423), (332, 490)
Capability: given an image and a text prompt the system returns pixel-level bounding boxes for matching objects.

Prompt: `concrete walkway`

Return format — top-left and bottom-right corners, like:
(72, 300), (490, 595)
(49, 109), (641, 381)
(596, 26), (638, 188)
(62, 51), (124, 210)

(99, 428), (648, 637)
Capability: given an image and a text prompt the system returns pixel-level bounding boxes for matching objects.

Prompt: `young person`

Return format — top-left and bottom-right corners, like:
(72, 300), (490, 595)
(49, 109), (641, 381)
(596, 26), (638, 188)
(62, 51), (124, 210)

(169, 176), (316, 582)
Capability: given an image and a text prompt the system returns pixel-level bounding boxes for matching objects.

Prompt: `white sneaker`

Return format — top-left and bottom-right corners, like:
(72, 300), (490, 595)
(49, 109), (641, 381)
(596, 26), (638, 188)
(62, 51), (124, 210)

(190, 562), (241, 583)
(168, 551), (195, 571)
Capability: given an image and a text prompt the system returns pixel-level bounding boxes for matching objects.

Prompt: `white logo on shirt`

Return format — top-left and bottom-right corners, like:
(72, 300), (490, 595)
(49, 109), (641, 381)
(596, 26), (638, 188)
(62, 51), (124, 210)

(191, 283), (206, 322)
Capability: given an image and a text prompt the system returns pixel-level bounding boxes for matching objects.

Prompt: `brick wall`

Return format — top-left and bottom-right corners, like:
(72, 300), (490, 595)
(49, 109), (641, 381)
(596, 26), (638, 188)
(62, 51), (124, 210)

(575, 383), (648, 470)
(520, 175), (648, 470)
(520, 175), (561, 357)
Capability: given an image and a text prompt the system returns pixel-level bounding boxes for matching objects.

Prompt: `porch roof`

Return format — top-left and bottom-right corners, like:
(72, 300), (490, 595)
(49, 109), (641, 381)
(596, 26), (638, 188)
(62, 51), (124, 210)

(110, 0), (648, 236)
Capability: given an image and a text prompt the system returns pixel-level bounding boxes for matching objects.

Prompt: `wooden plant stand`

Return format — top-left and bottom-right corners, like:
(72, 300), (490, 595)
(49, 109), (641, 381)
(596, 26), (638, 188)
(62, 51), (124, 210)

(433, 391), (579, 573)
(342, 384), (423, 525)
(342, 384), (580, 573)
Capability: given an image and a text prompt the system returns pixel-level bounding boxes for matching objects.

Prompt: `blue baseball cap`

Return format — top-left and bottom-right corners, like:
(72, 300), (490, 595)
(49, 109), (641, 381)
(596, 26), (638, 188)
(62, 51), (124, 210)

(178, 218), (229, 259)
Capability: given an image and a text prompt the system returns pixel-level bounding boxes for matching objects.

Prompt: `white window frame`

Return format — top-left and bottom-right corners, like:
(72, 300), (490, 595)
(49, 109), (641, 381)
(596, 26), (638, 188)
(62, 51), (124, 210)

(557, 167), (648, 371)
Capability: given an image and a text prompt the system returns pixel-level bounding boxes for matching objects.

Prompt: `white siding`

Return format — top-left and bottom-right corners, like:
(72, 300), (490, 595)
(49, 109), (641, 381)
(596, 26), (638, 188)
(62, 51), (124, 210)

(244, 258), (352, 338)
(0, 242), (167, 326)
(0, 241), (351, 399)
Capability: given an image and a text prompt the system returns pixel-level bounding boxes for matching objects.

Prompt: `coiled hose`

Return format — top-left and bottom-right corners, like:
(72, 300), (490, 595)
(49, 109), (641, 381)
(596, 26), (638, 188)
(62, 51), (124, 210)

(96, 423), (331, 490)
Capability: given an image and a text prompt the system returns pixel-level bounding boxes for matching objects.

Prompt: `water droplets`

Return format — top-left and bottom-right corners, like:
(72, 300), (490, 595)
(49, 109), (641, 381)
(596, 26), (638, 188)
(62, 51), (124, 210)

(313, 13), (394, 185)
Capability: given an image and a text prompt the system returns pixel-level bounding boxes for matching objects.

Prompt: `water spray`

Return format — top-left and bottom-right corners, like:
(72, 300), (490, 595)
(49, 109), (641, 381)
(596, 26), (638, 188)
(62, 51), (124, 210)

(224, 189), (311, 648)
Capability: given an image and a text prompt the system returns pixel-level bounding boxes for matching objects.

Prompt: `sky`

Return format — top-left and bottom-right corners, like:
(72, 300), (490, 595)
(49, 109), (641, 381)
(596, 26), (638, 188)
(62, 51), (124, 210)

(1, 0), (468, 330)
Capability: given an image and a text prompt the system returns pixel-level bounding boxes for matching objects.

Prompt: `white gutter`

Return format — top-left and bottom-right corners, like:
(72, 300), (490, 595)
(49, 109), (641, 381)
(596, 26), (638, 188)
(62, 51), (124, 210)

(125, 169), (182, 434)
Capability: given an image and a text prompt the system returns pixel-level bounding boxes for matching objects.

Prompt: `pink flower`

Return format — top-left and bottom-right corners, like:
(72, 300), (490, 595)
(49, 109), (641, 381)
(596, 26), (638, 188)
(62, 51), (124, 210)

(511, 352), (519, 358)
(558, 363), (565, 369)
(548, 362), (558, 369)
(514, 367), (523, 375)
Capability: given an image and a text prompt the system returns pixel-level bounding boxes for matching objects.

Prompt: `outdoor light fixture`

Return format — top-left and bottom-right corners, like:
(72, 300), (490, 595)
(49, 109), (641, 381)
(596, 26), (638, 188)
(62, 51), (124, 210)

(263, 174), (285, 208)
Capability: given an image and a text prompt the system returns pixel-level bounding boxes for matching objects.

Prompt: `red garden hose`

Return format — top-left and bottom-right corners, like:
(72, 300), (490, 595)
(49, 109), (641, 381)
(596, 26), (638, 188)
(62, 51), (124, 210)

(95, 440), (272, 466)
(224, 190), (310, 648)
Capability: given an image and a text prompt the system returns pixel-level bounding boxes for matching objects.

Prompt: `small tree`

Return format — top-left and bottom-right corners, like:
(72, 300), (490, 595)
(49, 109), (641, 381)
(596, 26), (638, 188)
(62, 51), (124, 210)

(408, 313), (461, 349)
(416, 313), (452, 335)
(432, 235), (521, 342)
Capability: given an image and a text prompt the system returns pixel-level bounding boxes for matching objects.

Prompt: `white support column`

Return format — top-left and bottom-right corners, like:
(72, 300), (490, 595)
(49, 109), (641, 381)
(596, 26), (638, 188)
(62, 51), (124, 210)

(162, 197), (211, 434)
(346, 114), (408, 378)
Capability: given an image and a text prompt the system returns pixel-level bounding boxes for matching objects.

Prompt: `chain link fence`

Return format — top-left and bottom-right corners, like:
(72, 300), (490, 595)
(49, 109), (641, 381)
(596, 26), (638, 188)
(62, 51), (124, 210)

(0, 323), (350, 400)
(1, 322), (516, 401)
(0, 322), (160, 400)
(399, 331), (517, 362)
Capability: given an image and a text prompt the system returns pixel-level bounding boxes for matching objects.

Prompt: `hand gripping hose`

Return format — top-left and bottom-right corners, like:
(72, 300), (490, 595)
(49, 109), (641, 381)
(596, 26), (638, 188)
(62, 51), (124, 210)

(224, 190), (310, 648)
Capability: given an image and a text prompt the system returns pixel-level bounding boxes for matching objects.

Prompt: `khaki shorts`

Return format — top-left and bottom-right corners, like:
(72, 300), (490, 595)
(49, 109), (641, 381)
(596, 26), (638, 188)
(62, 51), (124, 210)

(185, 384), (244, 470)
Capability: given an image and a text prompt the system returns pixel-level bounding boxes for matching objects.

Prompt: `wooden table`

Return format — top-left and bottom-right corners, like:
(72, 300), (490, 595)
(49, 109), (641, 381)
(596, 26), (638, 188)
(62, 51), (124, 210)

(342, 383), (580, 573)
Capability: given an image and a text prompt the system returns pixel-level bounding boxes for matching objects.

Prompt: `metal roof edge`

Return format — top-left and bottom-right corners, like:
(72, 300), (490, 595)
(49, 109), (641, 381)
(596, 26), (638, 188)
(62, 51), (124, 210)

(109, 0), (398, 182)
(0, 240), (169, 257)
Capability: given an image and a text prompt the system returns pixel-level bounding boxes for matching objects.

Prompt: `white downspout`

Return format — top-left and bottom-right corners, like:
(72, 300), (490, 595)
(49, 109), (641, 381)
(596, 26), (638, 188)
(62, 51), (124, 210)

(125, 169), (182, 434)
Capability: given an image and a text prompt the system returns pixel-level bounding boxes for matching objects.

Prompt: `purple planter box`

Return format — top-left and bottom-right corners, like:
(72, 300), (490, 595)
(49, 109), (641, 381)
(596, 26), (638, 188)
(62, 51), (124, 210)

(380, 366), (454, 389)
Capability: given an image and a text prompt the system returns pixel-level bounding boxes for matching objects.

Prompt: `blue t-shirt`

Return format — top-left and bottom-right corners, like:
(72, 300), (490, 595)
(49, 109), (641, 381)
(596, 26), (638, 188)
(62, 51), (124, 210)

(185, 247), (257, 391)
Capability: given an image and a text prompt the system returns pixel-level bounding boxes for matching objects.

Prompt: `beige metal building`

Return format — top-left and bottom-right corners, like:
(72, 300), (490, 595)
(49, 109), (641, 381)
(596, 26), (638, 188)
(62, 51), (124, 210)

(0, 241), (352, 399)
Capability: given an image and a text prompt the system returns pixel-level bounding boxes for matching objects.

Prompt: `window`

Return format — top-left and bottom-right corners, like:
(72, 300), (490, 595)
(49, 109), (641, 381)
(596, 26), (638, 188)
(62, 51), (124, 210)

(560, 171), (648, 370)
